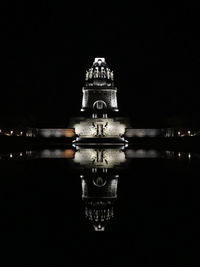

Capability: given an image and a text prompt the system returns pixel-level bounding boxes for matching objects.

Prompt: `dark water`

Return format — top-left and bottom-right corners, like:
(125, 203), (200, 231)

(0, 147), (199, 265)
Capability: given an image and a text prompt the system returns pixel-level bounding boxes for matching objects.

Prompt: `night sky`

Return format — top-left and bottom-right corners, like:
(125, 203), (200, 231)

(1, 1), (200, 127)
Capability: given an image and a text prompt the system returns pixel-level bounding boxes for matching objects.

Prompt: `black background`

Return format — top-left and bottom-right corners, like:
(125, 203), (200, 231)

(1, 2), (200, 265)
(1, 1), (200, 127)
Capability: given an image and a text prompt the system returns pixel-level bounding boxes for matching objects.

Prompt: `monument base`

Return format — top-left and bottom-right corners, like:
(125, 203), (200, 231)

(73, 136), (128, 145)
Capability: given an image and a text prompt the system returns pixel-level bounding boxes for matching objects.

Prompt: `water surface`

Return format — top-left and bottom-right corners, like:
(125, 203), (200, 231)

(0, 147), (199, 233)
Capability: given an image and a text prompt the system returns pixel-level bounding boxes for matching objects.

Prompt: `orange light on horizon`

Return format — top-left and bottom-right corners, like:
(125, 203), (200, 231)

(62, 129), (75, 138)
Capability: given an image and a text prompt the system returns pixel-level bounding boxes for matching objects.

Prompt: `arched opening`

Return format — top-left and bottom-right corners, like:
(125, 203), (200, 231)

(93, 100), (107, 110)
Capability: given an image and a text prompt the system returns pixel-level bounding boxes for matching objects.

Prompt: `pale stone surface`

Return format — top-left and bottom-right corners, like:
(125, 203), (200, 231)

(73, 118), (126, 137)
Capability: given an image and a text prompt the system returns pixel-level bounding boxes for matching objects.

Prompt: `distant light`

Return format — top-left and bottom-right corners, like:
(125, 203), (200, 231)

(188, 153), (191, 159)
(20, 152), (22, 156)
(10, 131), (13, 135)
(63, 129), (75, 138)
(178, 131), (181, 136)
(63, 149), (75, 159)
(41, 130), (51, 138)
(20, 132), (23, 135)
(178, 152), (181, 157)
(54, 130), (62, 138)
(0, 129), (1, 133)
(10, 153), (13, 158)
(188, 131), (191, 136)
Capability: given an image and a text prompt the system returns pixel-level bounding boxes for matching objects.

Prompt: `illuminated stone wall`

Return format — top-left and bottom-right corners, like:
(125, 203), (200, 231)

(73, 118), (126, 137)
(81, 88), (118, 112)
(81, 58), (119, 113)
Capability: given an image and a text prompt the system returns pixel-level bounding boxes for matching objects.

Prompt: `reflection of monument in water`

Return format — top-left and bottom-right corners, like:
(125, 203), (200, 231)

(81, 171), (118, 231)
(5, 147), (168, 231)
(70, 57), (130, 144)
(72, 146), (127, 231)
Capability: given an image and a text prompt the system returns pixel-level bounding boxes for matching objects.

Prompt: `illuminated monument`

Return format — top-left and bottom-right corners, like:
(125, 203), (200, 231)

(38, 58), (162, 139)
(71, 57), (129, 143)
(81, 57), (118, 113)
(68, 58), (130, 230)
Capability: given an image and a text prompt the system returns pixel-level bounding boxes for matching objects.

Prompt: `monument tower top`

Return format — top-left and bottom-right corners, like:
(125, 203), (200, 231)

(81, 57), (118, 114)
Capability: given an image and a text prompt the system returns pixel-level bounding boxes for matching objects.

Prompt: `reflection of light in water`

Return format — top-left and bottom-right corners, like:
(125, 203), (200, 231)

(165, 151), (195, 160)
(125, 149), (159, 158)
(125, 129), (159, 137)
(148, 150), (158, 157)
(3, 149), (197, 162)
(93, 177), (107, 187)
(53, 149), (61, 156)
(63, 149), (75, 158)
(40, 149), (75, 158)
(137, 149), (147, 157)
(73, 148), (126, 168)
(41, 149), (51, 157)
